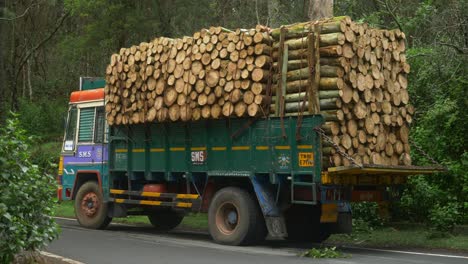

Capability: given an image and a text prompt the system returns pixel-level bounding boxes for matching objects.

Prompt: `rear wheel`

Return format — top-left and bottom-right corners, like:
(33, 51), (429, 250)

(208, 187), (266, 246)
(74, 181), (112, 229)
(147, 210), (184, 231)
(285, 205), (330, 243)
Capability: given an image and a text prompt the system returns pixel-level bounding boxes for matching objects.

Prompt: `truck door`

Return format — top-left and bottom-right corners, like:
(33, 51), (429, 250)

(93, 106), (109, 196)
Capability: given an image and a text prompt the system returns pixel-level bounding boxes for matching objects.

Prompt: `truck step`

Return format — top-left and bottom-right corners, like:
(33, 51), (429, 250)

(292, 182), (315, 187)
(291, 200), (317, 205)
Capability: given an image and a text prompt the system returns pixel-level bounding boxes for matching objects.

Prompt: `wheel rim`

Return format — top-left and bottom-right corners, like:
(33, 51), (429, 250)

(215, 202), (239, 235)
(81, 192), (99, 217)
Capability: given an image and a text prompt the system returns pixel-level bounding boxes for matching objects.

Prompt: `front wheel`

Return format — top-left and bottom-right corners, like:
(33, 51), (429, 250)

(208, 187), (266, 246)
(74, 181), (112, 229)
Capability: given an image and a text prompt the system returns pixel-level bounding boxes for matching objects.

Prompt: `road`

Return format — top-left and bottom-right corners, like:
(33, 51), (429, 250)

(47, 218), (467, 264)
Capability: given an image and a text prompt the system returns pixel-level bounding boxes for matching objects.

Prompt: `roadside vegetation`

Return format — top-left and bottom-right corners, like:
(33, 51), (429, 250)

(301, 246), (348, 258)
(0, 115), (59, 263)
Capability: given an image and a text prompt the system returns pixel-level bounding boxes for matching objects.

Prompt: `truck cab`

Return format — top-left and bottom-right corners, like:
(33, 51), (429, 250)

(58, 78), (108, 202)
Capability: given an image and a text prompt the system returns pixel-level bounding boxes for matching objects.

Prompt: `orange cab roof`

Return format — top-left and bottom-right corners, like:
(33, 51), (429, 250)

(70, 88), (104, 103)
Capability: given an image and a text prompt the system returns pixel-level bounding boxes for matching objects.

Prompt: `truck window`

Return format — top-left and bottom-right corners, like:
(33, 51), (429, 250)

(63, 107), (77, 151)
(94, 107), (105, 143)
(78, 107), (96, 142)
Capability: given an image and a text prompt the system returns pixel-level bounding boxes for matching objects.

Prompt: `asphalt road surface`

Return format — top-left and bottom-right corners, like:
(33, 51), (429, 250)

(47, 218), (468, 264)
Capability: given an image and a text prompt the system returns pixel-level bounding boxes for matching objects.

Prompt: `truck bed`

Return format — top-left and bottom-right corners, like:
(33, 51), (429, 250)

(109, 116), (324, 183)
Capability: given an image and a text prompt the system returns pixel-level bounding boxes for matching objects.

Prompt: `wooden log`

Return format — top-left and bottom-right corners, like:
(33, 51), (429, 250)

(168, 104), (180, 121)
(201, 105), (211, 119)
(206, 70), (220, 87)
(319, 90), (340, 99)
(211, 104), (222, 119)
(271, 98), (339, 112)
(164, 88), (177, 107)
(319, 45), (342, 57)
(252, 68), (270, 82)
(222, 102), (234, 116)
(272, 48), (307, 60)
(319, 77), (344, 90)
(270, 16), (349, 39)
(247, 103), (259, 117)
(273, 59), (309, 71)
(272, 33), (345, 50)
(234, 102), (247, 117)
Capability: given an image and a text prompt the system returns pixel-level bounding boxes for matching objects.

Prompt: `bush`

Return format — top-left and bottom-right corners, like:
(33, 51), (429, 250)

(393, 174), (465, 232)
(30, 141), (62, 176)
(351, 202), (384, 231)
(429, 202), (462, 233)
(0, 114), (59, 263)
(17, 98), (67, 141)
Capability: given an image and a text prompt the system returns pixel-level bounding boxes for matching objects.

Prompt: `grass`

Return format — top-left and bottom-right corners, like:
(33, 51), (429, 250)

(55, 201), (468, 251)
(328, 226), (468, 251)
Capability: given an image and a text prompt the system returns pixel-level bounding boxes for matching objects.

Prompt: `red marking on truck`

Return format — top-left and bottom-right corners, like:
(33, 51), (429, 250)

(70, 88), (104, 103)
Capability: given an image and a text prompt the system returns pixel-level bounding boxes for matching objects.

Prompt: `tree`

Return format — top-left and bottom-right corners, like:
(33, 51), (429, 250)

(308, 0), (333, 20)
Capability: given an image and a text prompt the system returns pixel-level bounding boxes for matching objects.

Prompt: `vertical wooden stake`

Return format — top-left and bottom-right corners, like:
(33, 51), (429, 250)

(308, 24), (321, 114)
(280, 44), (288, 114)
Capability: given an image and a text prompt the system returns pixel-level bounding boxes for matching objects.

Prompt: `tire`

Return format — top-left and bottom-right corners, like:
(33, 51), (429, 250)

(74, 181), (112, 229)
(147, 210), (184, 231)
(208, 187), (265, 246)
(285, 205), (330, 243)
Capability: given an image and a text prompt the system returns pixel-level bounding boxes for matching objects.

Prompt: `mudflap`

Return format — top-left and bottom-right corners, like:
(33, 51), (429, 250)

(329, 213), (352, 234)
(250, 175), (288, 238)
(265, 217), (288, 238)
(327, 201), (352, 234)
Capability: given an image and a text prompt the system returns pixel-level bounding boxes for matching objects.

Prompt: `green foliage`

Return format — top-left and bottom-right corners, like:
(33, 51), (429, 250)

(17, 98), (67, 140)
(30, 141), (62, 175)
(301, 246), (347, 258)
(401, 43), (468, 229)
(336, 0), (468, 230)
(0, 114), (59, 263)
(352, 202), (384, 228)
(429, 203), (462, 233)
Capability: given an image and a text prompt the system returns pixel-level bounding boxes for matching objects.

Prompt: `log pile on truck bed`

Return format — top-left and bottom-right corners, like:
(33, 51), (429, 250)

(105, 16), (413, 167)
(105, 25), (272, 124)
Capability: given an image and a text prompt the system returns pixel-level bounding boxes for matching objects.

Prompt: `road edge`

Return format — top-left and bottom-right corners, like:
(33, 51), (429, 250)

(39, 250), (85, 264)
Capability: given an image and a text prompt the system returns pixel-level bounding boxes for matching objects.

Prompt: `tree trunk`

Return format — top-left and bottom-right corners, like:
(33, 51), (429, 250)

(308, 0), (334, 21)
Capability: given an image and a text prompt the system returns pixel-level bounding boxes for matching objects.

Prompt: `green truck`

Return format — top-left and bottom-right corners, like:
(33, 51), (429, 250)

(58, 77), (437, 245)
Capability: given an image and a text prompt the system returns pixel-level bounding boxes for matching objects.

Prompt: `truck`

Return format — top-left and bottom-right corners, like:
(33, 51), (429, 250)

(58, 77), (438, 245)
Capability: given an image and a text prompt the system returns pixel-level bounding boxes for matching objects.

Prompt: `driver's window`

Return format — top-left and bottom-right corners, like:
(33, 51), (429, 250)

(63, 107), (77, 151)
(94, 107), (105, 143)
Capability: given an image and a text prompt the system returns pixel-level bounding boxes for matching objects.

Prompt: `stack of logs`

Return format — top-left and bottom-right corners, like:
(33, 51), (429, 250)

(269, 16), (413, 167)
(105, 26), (273, 125)
(104, 16), (413, 167)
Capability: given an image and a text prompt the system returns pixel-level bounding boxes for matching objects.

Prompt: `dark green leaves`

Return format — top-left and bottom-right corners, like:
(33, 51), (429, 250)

(0, 113), (59, 263)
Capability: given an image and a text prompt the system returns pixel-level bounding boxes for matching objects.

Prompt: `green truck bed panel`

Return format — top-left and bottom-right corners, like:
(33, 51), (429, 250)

(109, 116), (324, 182)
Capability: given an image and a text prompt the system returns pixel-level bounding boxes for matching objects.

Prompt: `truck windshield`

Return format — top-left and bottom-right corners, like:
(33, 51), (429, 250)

(64, 107), (77, 151)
